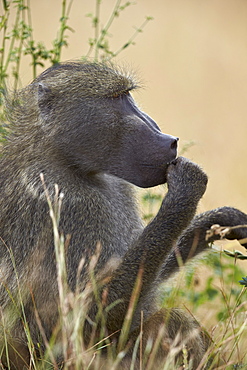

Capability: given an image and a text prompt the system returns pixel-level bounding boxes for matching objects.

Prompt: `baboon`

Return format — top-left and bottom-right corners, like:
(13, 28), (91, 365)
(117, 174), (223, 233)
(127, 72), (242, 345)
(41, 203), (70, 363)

(1, 61), (247, 369)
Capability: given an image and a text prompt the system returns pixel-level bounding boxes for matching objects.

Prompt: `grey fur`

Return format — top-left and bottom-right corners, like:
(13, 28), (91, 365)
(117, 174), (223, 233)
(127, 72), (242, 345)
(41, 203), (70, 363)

(1, 61), (247, 369)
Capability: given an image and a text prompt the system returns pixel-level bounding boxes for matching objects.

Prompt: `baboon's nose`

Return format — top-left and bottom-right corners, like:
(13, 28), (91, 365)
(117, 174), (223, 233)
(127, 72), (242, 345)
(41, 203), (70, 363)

(171, 137), (179, 151)
(169, 137), (179, 158)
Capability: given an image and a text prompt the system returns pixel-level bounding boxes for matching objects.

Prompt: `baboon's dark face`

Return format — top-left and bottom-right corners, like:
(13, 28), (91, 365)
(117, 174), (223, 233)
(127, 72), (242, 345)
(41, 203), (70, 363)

(37, 63), (178, 188)
(98, 92), (178, 188)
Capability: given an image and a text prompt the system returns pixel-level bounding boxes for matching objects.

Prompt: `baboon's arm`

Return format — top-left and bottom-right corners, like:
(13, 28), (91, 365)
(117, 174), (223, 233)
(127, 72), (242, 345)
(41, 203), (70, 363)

(105, 157), (208, 330)
(159, 206), (247, 281)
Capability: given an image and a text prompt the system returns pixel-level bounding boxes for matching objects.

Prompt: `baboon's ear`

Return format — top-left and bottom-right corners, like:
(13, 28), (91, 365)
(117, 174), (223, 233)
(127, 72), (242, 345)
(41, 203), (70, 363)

(38, 82), (54, 121)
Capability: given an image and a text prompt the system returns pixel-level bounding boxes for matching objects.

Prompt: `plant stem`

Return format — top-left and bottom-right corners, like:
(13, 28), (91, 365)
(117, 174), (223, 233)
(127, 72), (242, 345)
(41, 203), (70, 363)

(95, 0), (121, 57)
(13, 3), (27, 90)
(52, 0), (74, 64)
(0, 4), (9, 89)
(94, 0), (101, 61)
(26, 0), (37, 79)
(3, 1), (22, 83)
(111, 16), (153, 59)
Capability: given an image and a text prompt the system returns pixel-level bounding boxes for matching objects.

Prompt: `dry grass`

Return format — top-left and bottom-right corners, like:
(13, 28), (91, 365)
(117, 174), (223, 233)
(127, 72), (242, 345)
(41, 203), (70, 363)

(0, 185), (246, 369)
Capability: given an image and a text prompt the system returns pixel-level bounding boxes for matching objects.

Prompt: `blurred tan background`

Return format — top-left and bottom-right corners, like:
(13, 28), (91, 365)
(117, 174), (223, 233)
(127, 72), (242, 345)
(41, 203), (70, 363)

(6, 0), (247, 212)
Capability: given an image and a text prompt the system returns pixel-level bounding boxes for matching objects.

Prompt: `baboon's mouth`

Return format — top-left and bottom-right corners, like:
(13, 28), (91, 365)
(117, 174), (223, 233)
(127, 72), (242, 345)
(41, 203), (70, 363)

(168, 158), (178, 166)
(141, 162), (171, 169)
(139, 162), (172, 186)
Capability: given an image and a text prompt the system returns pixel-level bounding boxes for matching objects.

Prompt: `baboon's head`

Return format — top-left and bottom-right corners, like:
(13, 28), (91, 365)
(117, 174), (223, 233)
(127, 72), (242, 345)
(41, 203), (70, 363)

(34, 62), (178, 188)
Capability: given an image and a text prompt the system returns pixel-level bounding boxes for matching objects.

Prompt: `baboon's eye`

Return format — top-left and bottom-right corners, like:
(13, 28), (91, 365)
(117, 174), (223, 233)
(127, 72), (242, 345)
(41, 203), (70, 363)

(112, 92), (121, 99)
(112, 90), (130, 99)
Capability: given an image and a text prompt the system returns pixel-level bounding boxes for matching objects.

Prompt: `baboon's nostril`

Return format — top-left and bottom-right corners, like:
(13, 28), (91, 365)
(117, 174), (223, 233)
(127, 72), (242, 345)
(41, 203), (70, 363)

(170, 137), (179, 150)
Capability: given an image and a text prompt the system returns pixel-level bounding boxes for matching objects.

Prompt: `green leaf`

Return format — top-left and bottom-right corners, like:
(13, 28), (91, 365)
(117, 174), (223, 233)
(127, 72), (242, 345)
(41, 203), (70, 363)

(239, 276), (247, 287)
(224, 249), (247, 260)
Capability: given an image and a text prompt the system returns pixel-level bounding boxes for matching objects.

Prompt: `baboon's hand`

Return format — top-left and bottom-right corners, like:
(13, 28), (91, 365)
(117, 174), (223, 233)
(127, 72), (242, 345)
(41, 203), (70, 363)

(167, 157), (208, 200)
(205, 207), (247, 249)
(218, 209), (247, 248)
